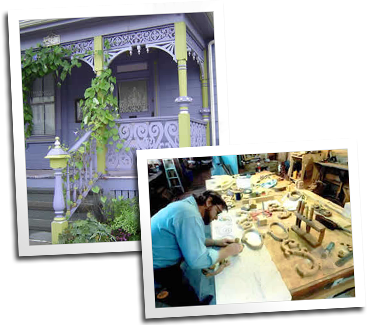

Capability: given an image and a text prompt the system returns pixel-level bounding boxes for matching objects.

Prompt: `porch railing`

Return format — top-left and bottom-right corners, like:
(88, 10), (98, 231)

(65, 130), (100, 218)
(105, 116), (207, 171)
(106, 116), (179, 171)
(190, 118), (207, 147)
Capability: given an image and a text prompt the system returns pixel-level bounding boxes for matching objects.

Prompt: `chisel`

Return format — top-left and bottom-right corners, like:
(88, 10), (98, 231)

(335, 251), (353, 267)
(321, 241), (335, 259)
(315, 214), (352, 233)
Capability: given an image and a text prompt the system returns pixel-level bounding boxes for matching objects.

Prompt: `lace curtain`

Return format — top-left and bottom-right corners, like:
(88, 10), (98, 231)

(118, 80), (148, 114)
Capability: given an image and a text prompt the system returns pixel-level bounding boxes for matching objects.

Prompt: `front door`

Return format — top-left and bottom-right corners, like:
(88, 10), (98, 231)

(115, 61), (155, 119)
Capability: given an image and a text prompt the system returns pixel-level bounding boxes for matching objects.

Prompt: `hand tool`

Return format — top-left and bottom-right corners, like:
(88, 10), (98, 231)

(321, 241), (335, 259)
(315, 214), (352, 233)
(335, 251), (353, 267)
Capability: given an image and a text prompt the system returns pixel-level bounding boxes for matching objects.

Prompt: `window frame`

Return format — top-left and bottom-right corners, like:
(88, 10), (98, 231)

(28, 74), (56, 142)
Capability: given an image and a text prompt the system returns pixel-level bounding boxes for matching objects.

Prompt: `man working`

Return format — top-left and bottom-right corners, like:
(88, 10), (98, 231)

(151, 190), (243, 307)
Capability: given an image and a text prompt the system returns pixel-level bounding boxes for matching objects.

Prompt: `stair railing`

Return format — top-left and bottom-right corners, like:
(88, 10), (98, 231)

(65, 130), (101, 219)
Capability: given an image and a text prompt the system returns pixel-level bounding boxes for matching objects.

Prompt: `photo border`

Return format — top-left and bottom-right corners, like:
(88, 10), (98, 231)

(137, 138), (365, 318)
(9, 0), (229, 256)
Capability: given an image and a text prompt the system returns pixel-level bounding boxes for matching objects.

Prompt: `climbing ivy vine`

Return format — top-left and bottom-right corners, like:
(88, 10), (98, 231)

(79, 40), (128, 152)
(21, 43), (86, 139)
(22, 40), (127, 153)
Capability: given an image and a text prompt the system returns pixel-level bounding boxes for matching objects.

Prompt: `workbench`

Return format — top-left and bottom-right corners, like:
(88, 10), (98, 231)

(209, 172), (354, 303)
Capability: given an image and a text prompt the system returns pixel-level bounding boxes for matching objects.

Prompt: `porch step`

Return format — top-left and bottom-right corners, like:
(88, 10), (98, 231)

(27, 188), (97, 232)
(29, 230), (52, 245)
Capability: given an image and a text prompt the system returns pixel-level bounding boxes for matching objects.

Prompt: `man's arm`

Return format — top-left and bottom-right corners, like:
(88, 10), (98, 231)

(215, 243), (243, 263)
(175, 216), (219, 269)
(205, 238), (215, 246)
(205, 238), (235, 247)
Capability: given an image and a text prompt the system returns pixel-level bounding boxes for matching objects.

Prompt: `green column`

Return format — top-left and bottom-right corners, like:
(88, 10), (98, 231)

(94, 36), (107, 173)
(175, 22), (191, 147)
(200, 48), (211, 146)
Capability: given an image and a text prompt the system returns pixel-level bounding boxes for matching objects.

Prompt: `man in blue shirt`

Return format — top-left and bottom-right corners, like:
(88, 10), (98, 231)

(151, 190), (243, 306)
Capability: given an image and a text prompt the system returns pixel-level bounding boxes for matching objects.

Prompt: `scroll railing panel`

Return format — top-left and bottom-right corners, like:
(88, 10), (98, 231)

(106, 117), (179, 171)
(65, 130), (100, 218)
(190, 118), (207, 147)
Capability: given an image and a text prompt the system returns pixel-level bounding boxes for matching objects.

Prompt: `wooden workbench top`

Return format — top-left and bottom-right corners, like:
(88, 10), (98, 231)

(214, 173), (354, 300)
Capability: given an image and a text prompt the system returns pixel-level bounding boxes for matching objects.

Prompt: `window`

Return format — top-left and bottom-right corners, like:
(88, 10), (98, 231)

(118, 79), (148, 114)
(30, 73), (55, 135)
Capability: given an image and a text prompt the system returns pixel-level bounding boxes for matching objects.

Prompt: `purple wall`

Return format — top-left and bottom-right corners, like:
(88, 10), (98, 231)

(63, 62), (95, 146)
(157, 50), (203, 120)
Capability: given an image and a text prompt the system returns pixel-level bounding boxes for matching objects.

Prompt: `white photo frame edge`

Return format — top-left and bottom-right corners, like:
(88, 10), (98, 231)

(137, 138), (365, 318)
(8, 0), (229, 257)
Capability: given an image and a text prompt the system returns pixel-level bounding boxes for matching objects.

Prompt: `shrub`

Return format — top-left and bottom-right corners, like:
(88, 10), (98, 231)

(58, 214), (115, 244)
(111, 228), (131, 241)
(101, 196), (141, 241)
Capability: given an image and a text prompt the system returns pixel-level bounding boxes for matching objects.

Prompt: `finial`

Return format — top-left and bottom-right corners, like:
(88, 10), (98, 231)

(54, 137), (61, 149)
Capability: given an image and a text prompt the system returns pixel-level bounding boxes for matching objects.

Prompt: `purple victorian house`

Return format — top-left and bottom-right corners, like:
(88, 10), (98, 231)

(21, 13), (219, 236)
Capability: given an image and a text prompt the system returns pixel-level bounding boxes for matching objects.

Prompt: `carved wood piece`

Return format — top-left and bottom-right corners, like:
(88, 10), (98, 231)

(241, 228), (264, 250)
(280, 239), (321, 277)
(202, 259), (231, 277)
(268, 222), (289, 242)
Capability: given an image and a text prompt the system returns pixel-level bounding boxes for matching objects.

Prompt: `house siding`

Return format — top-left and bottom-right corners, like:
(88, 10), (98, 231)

(157, 50), (203, 120)
(25, 142), (54, 170)
(63, 62), (95, 146)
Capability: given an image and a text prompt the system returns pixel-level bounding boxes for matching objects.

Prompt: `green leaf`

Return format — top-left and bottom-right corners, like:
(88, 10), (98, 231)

(100, 196), (107, 204)
(60, 71), (67, 81)
(92, 185), (100, 194)
(75, 161), (83, 170)
(84, 88), (95, 98)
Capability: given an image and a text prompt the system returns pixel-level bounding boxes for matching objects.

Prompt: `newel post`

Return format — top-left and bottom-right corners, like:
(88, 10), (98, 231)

(45, 137), (70, 244)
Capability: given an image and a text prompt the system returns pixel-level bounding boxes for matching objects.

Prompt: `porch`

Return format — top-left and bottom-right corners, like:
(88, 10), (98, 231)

(24, 17), (216, 171)
(21, 14), (216, 243)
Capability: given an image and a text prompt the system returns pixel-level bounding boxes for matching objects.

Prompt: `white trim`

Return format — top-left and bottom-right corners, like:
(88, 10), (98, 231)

(208, 39), (216, 146)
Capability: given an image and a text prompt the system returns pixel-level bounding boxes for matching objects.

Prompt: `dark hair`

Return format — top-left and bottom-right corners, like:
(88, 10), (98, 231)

(193, 190), (228, 211)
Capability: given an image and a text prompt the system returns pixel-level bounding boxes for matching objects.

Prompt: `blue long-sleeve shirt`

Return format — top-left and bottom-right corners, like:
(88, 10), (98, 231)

(151, 196), (219, 269)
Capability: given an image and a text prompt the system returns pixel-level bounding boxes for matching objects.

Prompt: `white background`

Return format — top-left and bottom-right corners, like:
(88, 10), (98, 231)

(225, 0), (368, 149)
(4, 0), (368, 324)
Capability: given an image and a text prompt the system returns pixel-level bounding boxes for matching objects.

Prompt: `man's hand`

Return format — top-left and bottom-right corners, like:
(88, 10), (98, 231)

(214, 238), (235, 247)
(216, 243), (244, 262)
(226, 242), (244, 255)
